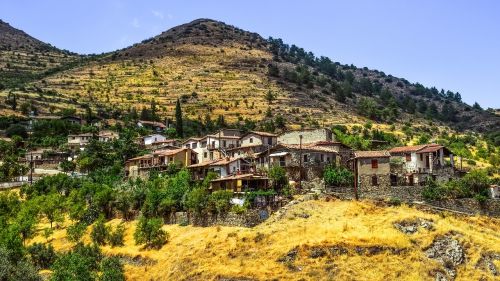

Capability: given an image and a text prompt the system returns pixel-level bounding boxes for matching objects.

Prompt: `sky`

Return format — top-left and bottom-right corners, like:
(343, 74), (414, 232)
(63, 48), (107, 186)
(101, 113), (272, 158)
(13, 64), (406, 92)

(1, 0), (499, 108)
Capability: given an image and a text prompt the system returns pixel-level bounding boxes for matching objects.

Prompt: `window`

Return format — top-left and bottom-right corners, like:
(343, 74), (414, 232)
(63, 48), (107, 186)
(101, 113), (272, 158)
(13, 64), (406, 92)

(209, 152), (214, 160)
(203, 152), (208, 158)
(249, 137), (253, 143)
(169, 157), (173, 162)
(303, 154), (308, 163)
(279, 156), (286, 167)
(372, 175), (378, 186)
(405, 154), (411, 162)
(320, 154), (324, 162)
(222, 140), (227, 147)
(371, 159), (378, 168)
(268, 137), (273, 145)
(192, 143), (197, 149)
(419, 154), (423, 161)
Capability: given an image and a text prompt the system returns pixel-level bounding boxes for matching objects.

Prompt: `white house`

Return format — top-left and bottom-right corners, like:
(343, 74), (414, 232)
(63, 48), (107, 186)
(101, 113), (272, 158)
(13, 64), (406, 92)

(389, 144), (455, 185)
(141, 134), (167, 146)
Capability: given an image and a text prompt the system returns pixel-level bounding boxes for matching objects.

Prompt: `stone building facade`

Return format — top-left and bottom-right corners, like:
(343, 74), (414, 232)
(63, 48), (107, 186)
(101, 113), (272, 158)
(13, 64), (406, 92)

(278, 128), (333, 145)
(354, 151), (391, 194)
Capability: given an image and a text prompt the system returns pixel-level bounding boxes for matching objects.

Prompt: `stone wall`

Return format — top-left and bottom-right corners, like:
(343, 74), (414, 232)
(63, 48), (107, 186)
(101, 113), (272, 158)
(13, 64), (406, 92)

(427, 199), (500, 217)
(172, 209), (270, 227)
(278, 129), (332, 144)
(327, 185), (500, 217)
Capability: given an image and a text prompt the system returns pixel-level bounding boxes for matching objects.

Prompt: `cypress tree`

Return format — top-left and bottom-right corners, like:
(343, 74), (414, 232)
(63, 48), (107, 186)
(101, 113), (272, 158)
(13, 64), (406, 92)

(175, 99), (183, 138)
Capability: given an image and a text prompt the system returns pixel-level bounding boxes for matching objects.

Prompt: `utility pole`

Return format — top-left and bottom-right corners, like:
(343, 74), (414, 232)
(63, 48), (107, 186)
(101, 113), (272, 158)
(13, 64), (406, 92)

(353, 157), (358, 200)
(299, 135), (303, 189)
(30, 152), (33, 185)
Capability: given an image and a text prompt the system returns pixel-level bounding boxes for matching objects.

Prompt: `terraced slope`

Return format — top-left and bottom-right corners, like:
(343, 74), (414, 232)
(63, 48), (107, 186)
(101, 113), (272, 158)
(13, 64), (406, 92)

(0, 19), (80, 88)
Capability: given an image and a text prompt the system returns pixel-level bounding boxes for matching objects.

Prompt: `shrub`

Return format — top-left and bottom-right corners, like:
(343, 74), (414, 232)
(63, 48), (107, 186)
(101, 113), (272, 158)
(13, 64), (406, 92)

(27, 243), (57, 269)
(51, 243), (102, 281)
(388, 197), (402, 206)
(66, 222), (87, 242)
(268, 165), (288, 190)
(323, 166), (353, 187)
(90, 217), (109, 246)
(108, 223), (125, 247)
(133, 216), (168, 249)
(100, 257), (125, 281)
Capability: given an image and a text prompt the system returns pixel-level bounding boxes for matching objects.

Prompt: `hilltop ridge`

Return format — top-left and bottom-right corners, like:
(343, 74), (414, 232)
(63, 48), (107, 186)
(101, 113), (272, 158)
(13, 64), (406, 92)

(0, 18), (498, 134)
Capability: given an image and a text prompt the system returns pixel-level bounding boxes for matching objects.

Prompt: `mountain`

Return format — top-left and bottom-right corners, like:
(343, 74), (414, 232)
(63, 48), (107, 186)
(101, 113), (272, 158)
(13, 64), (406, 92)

(0, 18), (498, 133)
(0, 19), (80, 88)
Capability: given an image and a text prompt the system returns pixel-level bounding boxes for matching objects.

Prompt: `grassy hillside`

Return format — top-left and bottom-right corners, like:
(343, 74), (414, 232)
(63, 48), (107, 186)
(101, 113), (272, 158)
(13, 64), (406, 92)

(1, 18), (497, 133)
(31, 198), (500, 281)
(0, 19), (82, 89)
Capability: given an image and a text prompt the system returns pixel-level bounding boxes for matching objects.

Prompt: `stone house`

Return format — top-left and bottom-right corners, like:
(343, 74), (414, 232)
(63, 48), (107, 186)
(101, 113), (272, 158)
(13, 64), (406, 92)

(278, 128), (333, 145)
(183, 129), (242, 164)
(124, 147), (196, 179)
(67, 130), (118, 150)
(210, 174), (269, 193)
(137, 120), (166, 132)
(22, 149), (69, 168)
(353, 151), (391, 192)
(255, 143), (340, 181)
(140, 134), (167, 146)
(209, 157), (253, 178)
(389, 144), (456, 185)
(227, 131), (278, 158)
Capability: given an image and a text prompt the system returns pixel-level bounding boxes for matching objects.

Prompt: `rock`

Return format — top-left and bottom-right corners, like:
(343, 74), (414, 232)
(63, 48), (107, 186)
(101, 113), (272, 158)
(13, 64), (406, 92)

(277, 247), (298, 263)
(328, 246), (348, 256)
(394, 218), (434, 234)
(476, 252), (500, 276)
(296, 212), (310, 219)
(425, 235), (465, 279)
(309, 247), (327, 258)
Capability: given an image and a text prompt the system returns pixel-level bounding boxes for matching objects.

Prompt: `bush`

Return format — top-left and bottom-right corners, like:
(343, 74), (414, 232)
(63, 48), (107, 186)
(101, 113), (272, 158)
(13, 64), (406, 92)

(5, 124), (28, 139)
(108, 223), (125, 247)
(100, 257), (125, 281)
(133, 216), (168, 249)
(388, 197), (402, 206)
(66, 222), (87, 242)
(27, 243), (57, 269)
(268, 165), (288, 190)
(90, 218), (109, 246)
(323, 166), (353, 187)
(51, 243), (102, 281)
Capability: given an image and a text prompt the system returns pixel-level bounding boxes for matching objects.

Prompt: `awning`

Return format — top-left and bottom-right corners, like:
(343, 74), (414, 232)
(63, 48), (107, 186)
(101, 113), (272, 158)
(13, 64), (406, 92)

(269, 152), (289, 157)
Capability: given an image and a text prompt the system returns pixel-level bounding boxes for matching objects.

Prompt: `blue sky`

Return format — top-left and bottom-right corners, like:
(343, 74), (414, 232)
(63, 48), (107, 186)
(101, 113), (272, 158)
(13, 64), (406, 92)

(1, 0), (499, 108)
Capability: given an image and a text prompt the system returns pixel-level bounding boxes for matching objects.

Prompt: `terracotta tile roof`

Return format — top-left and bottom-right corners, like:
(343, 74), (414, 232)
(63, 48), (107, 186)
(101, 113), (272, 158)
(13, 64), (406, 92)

(211, 173), (269, 182)
(243, 131), (278, 137)
(417, 145), (444, 153)
(389, 144), (441, 154)
(188, 159), (221, 168)
(354, 150), (390, 158)
(138, 120), (166, 128)
(126, 148), (189, 162)
(209, 157), (240, 166)
(279, 143), (339, 153)
(389, 144), (428, 153)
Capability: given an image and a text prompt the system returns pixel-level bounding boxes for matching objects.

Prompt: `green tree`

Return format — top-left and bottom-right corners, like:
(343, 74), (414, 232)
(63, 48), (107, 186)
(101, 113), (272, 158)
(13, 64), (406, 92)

(268, 165), (288, 190)
(133, 216), (168, 249)
(100, 257), (125, 281)
(175, 99), (183, 138)
(90, 217), (109, 246)
(38, 194), (64, 229)
(323, 166), (353, 187)
(265, 90), (276, 104)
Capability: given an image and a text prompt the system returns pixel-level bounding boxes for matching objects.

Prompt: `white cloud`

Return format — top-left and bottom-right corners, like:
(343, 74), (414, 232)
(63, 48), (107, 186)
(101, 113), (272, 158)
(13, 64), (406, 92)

(131, 18), (140, 28)
(152, 10), (164, 20)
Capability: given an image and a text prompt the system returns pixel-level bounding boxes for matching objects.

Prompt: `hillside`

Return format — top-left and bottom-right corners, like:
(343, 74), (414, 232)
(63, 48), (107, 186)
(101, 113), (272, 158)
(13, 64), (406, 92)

(31, 198), (500, 281)
(0, 19), (80, 88)
(0, 18), (498, 133)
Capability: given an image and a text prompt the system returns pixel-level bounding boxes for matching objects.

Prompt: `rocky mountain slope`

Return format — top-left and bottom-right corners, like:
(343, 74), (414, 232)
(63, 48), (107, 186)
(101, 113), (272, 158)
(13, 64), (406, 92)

(0, 19), (80, 88)
(0, 18), (498, 133)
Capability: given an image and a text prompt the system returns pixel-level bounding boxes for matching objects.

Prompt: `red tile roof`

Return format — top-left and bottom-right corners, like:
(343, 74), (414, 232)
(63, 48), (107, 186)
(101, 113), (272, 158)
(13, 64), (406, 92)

(354, 150), (390, 158)
(389, 144), (441, 154)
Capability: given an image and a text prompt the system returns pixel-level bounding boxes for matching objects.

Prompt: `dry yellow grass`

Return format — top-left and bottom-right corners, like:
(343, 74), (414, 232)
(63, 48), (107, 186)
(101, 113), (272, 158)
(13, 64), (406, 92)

(30, 199), (500, 281)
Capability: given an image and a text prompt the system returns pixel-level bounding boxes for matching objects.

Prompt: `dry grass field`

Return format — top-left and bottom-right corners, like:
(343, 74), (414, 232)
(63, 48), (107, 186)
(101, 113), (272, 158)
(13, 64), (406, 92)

(30, 198), (500, 281)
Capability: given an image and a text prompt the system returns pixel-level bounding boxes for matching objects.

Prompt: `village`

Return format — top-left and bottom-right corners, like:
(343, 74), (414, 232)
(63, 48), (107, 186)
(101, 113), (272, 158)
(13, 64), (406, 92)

(11, 114), (488, 203)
